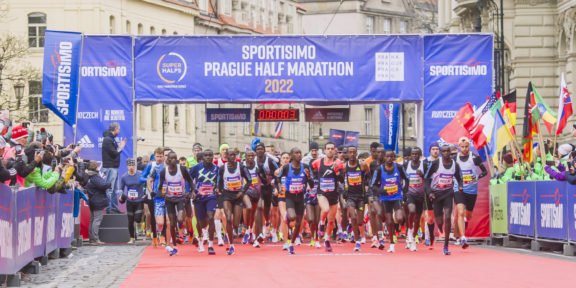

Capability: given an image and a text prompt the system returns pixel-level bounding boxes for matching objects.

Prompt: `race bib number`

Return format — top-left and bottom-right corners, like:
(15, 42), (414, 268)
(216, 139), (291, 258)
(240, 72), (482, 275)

(347, 171), (362, 186)
(437, 173), (453, 188)
(166, 183), (183, 197)
(250, 172), (259, 186)
(319, 178), (335, 192)
(198, 182), (214, 196)
(462, 170), (474, 184)
(384, 178), (399, 195)
(226, 176), (242, 191)
(288, 177), (305, 194)
(408, 173), (423, 188)
(128, 189), (139, 200)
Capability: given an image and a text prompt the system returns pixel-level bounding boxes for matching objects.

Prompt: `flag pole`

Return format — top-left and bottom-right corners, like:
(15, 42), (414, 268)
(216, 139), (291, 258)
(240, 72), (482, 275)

(484, 146), (494, 176)
(536, 121), (547, 168)
(552, 127), (558, 159)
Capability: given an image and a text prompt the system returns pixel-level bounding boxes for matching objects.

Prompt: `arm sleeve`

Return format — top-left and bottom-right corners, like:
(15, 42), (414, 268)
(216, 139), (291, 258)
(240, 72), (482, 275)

(94, 175), (112, 190)
(241, 164), (252, 193)
(218, 167), (225, 191)
(557, 163), (566, 173)
(544, 165), (567, 181)
(276, 166), (288, 192)
(474, 155), (488, 178)
(120, 175), (127, 196)
(454, 163), (463, 188)
(157, 170), (166, 195)
(140, 164), (151, 183)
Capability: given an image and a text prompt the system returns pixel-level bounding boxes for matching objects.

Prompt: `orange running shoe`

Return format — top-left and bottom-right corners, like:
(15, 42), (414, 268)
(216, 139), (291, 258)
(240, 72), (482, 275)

(153, 237), (158, 247)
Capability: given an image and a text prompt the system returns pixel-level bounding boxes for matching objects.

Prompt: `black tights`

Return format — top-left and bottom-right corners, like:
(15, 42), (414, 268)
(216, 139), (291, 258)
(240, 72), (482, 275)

(145, 199), (157, 237)
(127, 202), (143, 238)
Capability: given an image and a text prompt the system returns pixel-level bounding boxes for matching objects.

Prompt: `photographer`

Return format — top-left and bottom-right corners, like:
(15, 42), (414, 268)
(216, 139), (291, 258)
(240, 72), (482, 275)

(3, 125), (38, 186)
(85, 161), (111, 245)
(0, 137), (16, 182)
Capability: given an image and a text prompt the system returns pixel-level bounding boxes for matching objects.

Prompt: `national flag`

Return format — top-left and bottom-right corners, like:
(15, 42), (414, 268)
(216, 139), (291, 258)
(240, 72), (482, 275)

(274, 121), (283, 138)
(251, 121), (259, 136)
(438, 103), (473, 144)
(466, 93), (498, 149)
(489, 108), (514, 165)
(522, 82), (537, 162)
(530, 82), (557, 134)
(556, 73), (573, 135)
(500, 91), (517, 134)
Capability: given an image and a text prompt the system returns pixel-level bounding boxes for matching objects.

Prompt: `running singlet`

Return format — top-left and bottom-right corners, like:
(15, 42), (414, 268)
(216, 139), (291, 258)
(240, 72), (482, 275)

(379, 164), (403, 201)
(194, 163), (218, 198)
(318, 160), (337, 193)
(405, 160), (425, 196)
(243, 162), (261, 197)
(163, 165), (186, 200)
(284, 164), (306, 194)
(345, 162), (364, 198)
(431, 160), (456, 192)
(223, 162), (243, 192)
(457, 155), (479, 195)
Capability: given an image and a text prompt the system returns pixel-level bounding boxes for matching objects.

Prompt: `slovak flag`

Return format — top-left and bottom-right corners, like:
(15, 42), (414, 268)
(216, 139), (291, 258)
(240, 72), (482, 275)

(556, 72), (573, 135)
(274, 121), (283, 138)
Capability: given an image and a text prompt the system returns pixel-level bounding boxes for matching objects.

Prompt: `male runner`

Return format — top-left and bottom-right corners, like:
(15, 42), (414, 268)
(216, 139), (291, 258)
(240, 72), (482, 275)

(404, 147), (428, 251)
(426, 144), (463, 255)
(304, 142), (322, 248)
(344, 146), (369, 251)
(365, 142), (381, 167)
(337, 146), (349, 242)
(455, 137), (487, 248)
(243, 150), (268, 246)
(253, 142), (279, 244)
(275, 152), (290, 248)
(190, 149), (219, 255)
(157, 152), (194, 256)
(312, 142), (344, 252)
(217, 149), (252, 255)
(424, 142), (440, 247)
(368, 146), (385, 249)
(147, 148), (173, 246)
(371, 150), (407, 253)
(276, 147), (314, 254)
(119, 158), (146, 244)
(140, 147), (163, 246)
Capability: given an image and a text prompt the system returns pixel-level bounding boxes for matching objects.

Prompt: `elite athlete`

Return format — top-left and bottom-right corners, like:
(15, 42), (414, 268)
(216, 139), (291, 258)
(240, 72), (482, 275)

(403, 147), (428, 251)
(253, 142), (279, 244)
(242, 150), (268, 247)
(344, 146), (369, 251)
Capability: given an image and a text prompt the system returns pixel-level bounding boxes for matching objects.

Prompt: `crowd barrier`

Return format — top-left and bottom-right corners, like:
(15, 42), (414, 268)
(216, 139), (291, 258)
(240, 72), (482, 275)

(489, 181), (576, 253)
(0, 184), (75, 276)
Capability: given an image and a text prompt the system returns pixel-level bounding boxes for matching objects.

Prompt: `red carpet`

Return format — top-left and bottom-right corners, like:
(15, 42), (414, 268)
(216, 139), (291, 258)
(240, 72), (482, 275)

(121, 242), (576, 287)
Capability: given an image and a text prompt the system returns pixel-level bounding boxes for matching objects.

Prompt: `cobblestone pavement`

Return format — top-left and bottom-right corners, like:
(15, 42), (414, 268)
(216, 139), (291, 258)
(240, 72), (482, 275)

(16, 241), (148, 288)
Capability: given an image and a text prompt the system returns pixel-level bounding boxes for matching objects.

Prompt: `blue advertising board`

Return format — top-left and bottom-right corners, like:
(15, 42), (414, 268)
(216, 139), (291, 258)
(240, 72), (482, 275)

(45, 192), (58, 254)
(380, 103), (400, 151)
(329, 129), (345, 147)
(15, 188), (35, 273)
(33, 189), (47, 258)
(535, 181), (567, 240)
(508, 181), (535, 237)
(206, 108), (251, 122)
(566, 184), (576, 241)
(0, 185), (14, 274)
(56, 192), (75, 249)
(134, 35), (424, 104)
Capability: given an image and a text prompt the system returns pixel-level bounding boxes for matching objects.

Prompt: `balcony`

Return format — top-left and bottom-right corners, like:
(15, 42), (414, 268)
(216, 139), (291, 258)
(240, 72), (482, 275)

(453, 0), (477, 16)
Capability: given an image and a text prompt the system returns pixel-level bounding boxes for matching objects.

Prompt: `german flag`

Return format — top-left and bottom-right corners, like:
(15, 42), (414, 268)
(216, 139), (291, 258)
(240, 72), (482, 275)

(501, 90), (516, 134)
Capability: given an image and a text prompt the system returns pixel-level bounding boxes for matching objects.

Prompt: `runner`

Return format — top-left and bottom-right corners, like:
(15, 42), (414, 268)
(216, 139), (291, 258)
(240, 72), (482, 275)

(190, 149), (219, 255)
(157, 151), (194, 256)
(312, 142), (344, 252)
(119, 158), (146, 244)
(337, 146), (349, 242)
(424, 142), (440, 247)
(304, 142), (322, 248)
(344, 146), (369, 252)
(370, 150), (407, 253)
(426, 144), (463, 255)
(454, 137), (487, 248)
(147, 148), (172, 246)
(186, 143), (203, 168)
(253, 142), (279, 245)
(276, 147), (314, 254)
(214, 144), (231, 246)
(217, 149), (252, 255)
(140, 147), (163, 247)
(242, 150), (268, 246)
(368, 146), (385, 249)
(404, 147), (428, 251)
(275, 152), (291, 248)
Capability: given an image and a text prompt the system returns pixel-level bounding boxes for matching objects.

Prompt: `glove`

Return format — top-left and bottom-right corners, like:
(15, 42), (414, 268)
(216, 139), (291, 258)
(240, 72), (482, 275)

(119, 194), (127, 204)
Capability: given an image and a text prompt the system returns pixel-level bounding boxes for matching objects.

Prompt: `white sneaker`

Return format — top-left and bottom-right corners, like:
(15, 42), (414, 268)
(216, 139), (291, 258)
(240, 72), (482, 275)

(455, 238), (462, 245)
(271, 232), (279, 243)
(387, 244), (395, 253)
(410, 241), (417, 252)
(264, 225), (271, 238)
(295, 236), (302, 246)
(253, 240), (261, 248)
(217, 238), (224, 246)
(202, 230), (209, 243)
(314, 241), (322, 248)
(360, 237), (366, 244)
(198, 243), (205, 253)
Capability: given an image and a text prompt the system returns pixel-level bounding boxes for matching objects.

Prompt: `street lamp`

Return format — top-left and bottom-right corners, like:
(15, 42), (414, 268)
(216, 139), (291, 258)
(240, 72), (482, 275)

(14, 80), (25, 110)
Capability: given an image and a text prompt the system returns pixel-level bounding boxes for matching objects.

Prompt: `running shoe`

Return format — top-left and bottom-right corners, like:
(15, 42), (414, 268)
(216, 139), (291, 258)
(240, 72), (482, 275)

(349, 233), (355, 243)
(282, 242), (290, 250)
(242, 233), (250, 244)
(208, 247), (216, 255)
(324, 240), (333, 252)
(429, 238), (435, 250)
(410, 241), (417, 252)
(295, 235), (302, 246)
(314, 241), (322, 249)
(217, 237), (224, 246)
(271, 232), (279, 243)
(310, 240), (315, 247)
(425, 238), (430, 246)
(227, 245), (235, 255)
(198, 243), (205, 253)
(253, 240), (261, 248)
(152, 237), (158, 247)
(360, 237), (366, 244)
(455, 238), (461, 246)
(371, 237), (378, 248)
(223, 234), (229, 244)
(289, 245), (295, 255)
(192, 237), (199, 247)
(387, 244), (395, 253)
(378, 240), (385, 250)
(176, 237), (184, 245)
(443, 246), (451, 255)
(318, 223), (326, 238)
(336, 232), (344, 243)
(128, 238), (135, 244)
(257, 233), (265, 243)
(354, 242), (361, 252)
(462, 238), (469, 249)
(342, 232), (349, 242)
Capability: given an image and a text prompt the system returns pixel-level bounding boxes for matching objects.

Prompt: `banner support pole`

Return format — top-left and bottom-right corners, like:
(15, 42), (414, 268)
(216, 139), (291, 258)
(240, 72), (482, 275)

(73, 33), (85, 145)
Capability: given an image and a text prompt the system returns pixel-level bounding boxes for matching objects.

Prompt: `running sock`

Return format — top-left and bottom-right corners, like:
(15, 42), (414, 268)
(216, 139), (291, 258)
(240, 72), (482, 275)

(377, 231), (384, 241)
(208, 240), (213, 248)
(215, 220), (223, 237)
(337, 223), (343, 233)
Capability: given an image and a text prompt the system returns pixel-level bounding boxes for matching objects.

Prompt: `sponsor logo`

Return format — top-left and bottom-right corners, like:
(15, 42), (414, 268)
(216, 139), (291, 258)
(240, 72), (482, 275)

(431, 111), (457, 118)
(157, 52), (187, 84)
(312, 111), (324, 120)
(81, 60), (127, 77)
(375, 52), (404, 82)
(540, 188), (564, 229)
(78, 135), (95, 148)
(77, 111), (99, 120)
(429, 60), (488, 76)
(510, 189), (531, 226)
(50, 41), (76, 116)
(104, 110), (125, 121)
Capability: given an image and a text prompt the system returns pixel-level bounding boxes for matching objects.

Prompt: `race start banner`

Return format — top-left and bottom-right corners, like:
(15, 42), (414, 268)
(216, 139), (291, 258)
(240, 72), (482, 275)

(42, 31), (83, 126)
(508, 182), (535, 237)
(380, 103), (400, 151)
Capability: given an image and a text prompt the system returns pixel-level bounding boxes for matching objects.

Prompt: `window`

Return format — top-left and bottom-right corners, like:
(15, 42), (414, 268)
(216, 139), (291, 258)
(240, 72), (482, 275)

(109, 15), (116, 34)
(270, 0), (275, 12)
(366, 16), (374, 34)
(28, 81), (49, 123)
(163, 105), (170, 132)
(186, 105), (192, 134)
(174, 105), (180, 133)
(199, 0), (207, 11)
(125, 21), (131, 34)
(138, 23), (143, 35)
(364, 108), (373, 136)
(261, 0), (266, 10)
(288, 123), (295, 140)
(383, 18), (391, 34)
(400, 20), (407, 34)
(162, 29), (167, 35)
(138, 105), (146, 129)
(150, 26), (156, 35)
(28, 13), (46, 48)
(223, 0), (232, 15)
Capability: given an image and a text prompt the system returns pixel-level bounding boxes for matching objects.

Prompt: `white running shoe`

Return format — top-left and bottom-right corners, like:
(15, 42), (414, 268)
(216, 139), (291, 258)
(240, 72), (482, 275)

(410, 241), (417, 252)
(217, 238), (224, 246)
(253, 240), (261, 248)
(295, 236), (302, 246)
(455, 238), (462, 245)
(387, 244), (395, 253)
(271, 232), (279, 243)
(360, 237), (367, 244)
(314, 241), (322, 249)
(198, 243), (205, 253)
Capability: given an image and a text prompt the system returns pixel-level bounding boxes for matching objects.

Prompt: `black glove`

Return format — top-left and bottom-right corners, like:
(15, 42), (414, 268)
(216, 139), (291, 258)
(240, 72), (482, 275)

(119, 194), (127, 204)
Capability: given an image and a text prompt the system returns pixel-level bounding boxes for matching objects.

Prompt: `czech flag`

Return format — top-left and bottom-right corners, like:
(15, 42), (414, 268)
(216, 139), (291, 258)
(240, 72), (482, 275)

(274, 121), (283, 138)
(556, 73), (573, 135)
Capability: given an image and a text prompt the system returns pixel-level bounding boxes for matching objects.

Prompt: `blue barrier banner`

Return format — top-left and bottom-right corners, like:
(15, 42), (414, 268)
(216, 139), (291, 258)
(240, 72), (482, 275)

(0, 185), (14, 274)
(566, 184), (576, 241)
(15, 188), (35, 273)
(329, 129), (345, 147)
(42, 30), (83, 125)
(134, 35), (424, 104)
(380, 104), (400, 151)
(344, 131), (360, 147)
(45, 192), (57, 254)
(206, 108), (251, 122)
(57, 192), (74, 249)
(535, 181), (568, 240)
(423, 34), (493, 156)
(33, 189), (47, 258)
(63, 36), (134, 187)
(508, 181), (535, 237)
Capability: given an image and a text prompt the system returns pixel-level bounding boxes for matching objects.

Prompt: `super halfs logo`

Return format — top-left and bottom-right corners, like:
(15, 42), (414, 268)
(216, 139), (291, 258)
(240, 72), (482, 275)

(429, 60), (488, 77)
(50, 41), (74, 116)
(156, 52), (187, 88)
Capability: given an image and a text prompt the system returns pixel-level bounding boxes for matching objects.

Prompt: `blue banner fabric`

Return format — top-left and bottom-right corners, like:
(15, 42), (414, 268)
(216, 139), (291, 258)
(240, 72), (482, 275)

(15, 188), (35, 273)
(134, 35), (424, 104)
(0, 185), (14, 274)
(422, 34), (493, 156)
(33, 189), (47, 258)
(535, 181), (567, 240)
(57, 192), (74, 249)
(329, 129), (345, 147)
(567, 184), (576, 241)
(507, 181), (536, 237)
(344, 131), (360, 147)
(63, 36), (134, 180)
(380, 103), (400, 150)
(42, 31), (83, 125)
(45, 192), (58, 255)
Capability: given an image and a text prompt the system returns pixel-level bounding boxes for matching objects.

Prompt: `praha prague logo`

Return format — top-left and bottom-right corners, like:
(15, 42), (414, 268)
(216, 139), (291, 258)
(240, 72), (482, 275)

(156, 52), (187, 83)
